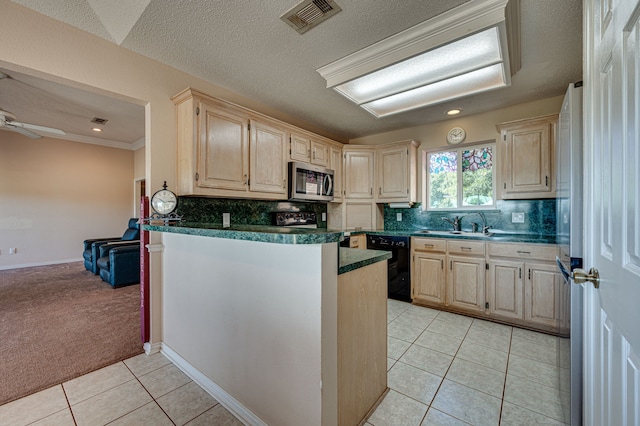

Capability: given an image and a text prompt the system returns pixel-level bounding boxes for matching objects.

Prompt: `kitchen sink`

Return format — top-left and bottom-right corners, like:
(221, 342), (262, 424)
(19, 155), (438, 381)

(416, 230), (495, 238)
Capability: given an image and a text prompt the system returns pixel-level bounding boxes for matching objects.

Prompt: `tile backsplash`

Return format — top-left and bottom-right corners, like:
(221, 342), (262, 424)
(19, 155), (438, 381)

(177, 197), (328, 228)
(176, 197), (555, 235)
(383, 199), (557, 235)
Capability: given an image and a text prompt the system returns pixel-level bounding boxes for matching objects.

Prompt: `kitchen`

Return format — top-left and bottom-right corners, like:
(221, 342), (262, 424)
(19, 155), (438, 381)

(1, 0), (636, 424)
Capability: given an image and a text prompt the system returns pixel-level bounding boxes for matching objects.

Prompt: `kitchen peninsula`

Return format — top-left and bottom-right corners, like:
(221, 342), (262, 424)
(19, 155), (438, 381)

(145, 223), (390, 426)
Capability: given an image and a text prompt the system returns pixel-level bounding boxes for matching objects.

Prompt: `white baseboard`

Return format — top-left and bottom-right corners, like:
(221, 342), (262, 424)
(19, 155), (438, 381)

(0, 258), (83, 271)
(143, 341), (162, 355)
(161, 344), (268, 426)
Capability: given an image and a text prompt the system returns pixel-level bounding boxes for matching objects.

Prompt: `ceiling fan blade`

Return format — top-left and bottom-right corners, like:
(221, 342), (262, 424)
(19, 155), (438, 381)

(0, 124), (42, 139)
(9, 120), (66, 136)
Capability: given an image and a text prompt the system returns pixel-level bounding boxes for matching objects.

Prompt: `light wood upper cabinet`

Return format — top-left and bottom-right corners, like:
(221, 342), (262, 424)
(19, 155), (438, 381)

(311, 140), (330, 167)
(496, 114), (558, 199)
(173, 88), (342, 200)
(330, 145), (343, 203)
(197, 101), (250, 192)
(344, 148), (375, 199)
(249, 119), (287, 195)
(290, 133), (311, 163)
(376, 140), (419, 203)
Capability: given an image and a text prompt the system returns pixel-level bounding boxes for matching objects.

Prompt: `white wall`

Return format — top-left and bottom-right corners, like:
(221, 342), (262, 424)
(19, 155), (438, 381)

(0, 133), (133, 269)
(0, 0), (329, 344)
(162, 233), (338, 426)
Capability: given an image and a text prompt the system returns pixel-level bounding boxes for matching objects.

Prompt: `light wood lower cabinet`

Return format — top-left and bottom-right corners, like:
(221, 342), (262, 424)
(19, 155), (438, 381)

(487, 259), (524, 320)
(411, 237), (567, 334)
(413, 252), (446, 304)
(447, 255), (486, 313)
(338, 260), (387, 426)
(525, 262), (564, 329)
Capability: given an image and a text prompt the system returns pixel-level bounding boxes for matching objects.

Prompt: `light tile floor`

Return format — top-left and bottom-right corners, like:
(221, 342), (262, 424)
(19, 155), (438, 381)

(368, 299), (570, 426)
(0, 299), (570, 426)
(0, 352), (243, 426)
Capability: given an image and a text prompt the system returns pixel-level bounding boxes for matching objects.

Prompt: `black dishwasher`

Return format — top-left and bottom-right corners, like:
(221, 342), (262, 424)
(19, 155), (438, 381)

(366, 235), (411, 302)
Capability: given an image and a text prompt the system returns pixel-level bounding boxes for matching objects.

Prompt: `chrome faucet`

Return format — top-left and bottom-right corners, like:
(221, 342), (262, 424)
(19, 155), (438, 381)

(476, 212), (492, 234)
(442, 216), (463, 231)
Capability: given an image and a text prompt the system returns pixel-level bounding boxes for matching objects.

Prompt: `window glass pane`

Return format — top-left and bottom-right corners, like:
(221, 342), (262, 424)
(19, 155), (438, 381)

(429, 151), (457, 208)
(462, 147), (493, 206)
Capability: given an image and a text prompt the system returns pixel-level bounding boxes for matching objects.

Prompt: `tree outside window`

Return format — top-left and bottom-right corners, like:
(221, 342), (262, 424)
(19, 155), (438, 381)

(427, 145), (495, 210)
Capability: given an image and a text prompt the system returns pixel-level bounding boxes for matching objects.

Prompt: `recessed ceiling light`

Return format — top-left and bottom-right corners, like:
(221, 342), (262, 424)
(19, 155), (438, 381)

(317, 0), (513, 117)
(92, 127), (103, 132)
(447, 108), (462, 116)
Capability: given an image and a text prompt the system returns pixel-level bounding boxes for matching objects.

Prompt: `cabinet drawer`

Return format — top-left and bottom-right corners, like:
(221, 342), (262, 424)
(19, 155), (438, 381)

(412, 238), (446, 252)
(488, 242), (558, 261)
(447, 240), (485, 256)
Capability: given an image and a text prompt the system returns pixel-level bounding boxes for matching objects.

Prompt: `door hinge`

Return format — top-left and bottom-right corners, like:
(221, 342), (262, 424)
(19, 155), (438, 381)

(485, 263), (489, 270)
(450, 260), (452, 270)
(528, 269), (531, 280)
(545, 176), (549, 186)
(504, 182), (507, 189)
(195, 107), (200, 116)
(519, 268), (522, 279)
(406, 148), (409, 155)
(248, 123), (251, 131)
(503, 135), (506, 141)
(195, 172), (199, 181)
(407, 188), (409, 194)
(485, 302), (489, 309)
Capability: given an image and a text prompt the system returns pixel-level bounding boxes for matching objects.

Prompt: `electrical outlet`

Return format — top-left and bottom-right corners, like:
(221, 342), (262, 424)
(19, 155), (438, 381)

(9, 247), (17, 255)
(396, 212), (402, 221)
(223, 213), (230, 228)
(321, 212), (326, 222)
(512, 212), (525, 223)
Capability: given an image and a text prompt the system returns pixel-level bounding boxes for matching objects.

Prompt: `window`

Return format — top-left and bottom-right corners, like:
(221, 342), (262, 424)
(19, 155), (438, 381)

(425, 144), (495, 210)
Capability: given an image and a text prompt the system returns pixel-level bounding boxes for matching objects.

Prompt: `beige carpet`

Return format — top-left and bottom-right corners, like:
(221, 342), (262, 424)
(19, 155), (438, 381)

(0, 262), (143, 406)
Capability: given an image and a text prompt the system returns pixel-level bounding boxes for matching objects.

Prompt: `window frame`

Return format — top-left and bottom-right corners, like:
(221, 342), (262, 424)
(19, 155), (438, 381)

(423, 141), (497, 211)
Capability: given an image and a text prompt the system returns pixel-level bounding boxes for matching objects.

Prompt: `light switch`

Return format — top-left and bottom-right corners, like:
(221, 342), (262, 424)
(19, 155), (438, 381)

(396, 213), (402, 221)
(322, 212), (326, 221)
(512, 212), (525, 223)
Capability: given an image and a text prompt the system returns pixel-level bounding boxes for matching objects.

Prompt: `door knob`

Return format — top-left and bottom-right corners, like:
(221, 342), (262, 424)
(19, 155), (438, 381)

(556, 258), (600, 288)
(573, 268), (600, 288)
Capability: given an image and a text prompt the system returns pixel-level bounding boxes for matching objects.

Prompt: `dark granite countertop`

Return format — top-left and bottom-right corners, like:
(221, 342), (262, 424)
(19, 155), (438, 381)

(339, 229), (558, 245)
(143, 222), (342, 245)
(144, 223), (557, 245)
(339, 248), (392, 275)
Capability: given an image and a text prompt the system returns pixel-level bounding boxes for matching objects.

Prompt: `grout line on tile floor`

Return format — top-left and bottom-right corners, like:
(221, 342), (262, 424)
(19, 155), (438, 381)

(122, 359), (179, 426)
(59, 382), (77, 426)
(497, 323), (514, 426)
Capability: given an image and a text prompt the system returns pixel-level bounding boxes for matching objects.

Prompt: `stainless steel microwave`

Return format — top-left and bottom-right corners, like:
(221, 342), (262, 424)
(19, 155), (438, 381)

(288, 162), (334, 202)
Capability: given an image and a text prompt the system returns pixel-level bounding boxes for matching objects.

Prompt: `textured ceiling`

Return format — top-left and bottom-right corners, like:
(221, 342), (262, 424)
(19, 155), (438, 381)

(4, 0), (582, 145)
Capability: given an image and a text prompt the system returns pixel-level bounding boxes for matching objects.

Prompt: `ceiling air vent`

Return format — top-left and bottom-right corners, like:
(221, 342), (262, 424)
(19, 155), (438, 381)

(281, 0), (342, 34)
(91, 117), (109, 125)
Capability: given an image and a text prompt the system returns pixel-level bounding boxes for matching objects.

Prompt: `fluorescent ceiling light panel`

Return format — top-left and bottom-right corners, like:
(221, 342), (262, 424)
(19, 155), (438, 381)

(317, 0), (511, 117)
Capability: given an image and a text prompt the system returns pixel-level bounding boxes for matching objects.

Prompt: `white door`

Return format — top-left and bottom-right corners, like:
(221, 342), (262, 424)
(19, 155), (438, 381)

(584, 0), (640, 424)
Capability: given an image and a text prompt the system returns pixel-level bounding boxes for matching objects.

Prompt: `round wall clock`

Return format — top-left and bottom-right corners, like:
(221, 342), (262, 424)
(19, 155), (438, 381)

(151, 182), (178, 216)
(447, 127), (466, 144)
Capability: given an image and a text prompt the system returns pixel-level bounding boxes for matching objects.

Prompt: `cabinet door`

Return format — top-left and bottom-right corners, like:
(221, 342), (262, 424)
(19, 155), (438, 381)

(290, 133), (311, 163)
(198, 102), (249, 191)
(488, 259), (524, 320)
(500, 117), (556, 198)
(330, 146), (343, 203)
(524, 262), (563, 328)
(311, 140), (330, 167)
(413, 252), (446, 305)
(377, 145), (408, 200)
(250, 119), (287, 195)
(344, 201), (377, 229)
(447, 255), (486, 313)
(344, 150), (374, 199)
